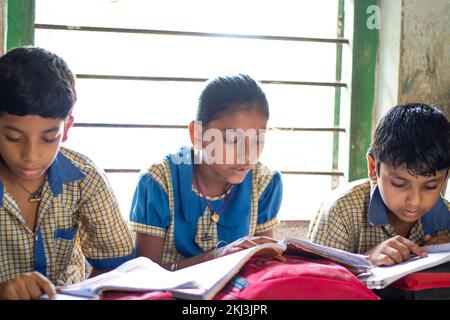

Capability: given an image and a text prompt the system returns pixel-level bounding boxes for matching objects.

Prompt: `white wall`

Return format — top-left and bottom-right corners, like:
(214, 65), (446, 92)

(398, 0), (450, 116)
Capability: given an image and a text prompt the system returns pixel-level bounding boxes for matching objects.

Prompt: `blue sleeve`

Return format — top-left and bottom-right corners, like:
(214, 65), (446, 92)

(257, 171), (283, 224)
(129, 173), (171, 229)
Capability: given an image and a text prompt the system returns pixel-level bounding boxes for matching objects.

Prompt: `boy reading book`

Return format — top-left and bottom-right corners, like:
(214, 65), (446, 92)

(309, 103), (450, 266)
(0, 47), (135, 300)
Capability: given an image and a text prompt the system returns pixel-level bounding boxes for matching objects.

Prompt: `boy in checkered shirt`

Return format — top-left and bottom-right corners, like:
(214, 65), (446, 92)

(309, 103), (450, 266)
(0, 47), (135, 299)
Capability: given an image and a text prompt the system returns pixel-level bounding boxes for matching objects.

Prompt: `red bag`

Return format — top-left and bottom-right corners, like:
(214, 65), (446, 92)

(373, 262), (450, 300)
(214, 255), (379, 300)
(102, 290), (173, 300)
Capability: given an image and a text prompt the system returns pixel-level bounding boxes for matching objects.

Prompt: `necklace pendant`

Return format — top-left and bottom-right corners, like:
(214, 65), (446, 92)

(29, 194), (41, 203)
(211, 213), (220, 223)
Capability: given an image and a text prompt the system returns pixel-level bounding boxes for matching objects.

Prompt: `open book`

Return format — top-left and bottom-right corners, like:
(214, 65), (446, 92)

(52, 239), (450, 299)
(171, 238), (372, 300)
(55, 257), (197, 299)
(52, 238), (372, 300)
(360, 242), (450, 289)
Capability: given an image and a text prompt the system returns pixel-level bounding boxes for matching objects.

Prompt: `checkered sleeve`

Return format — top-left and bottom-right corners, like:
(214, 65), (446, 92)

(255, 169), (282, 234)
(308, 199), (354, 252)
(76, 165), (136, 270)
(128, 171), (171, 238)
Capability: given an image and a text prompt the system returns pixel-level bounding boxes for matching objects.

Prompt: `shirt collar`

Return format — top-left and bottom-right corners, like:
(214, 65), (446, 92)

(368, 183), (450, 234)
(167, 146), (196, 222)
(47, 151), (86, 197)
(167, 146), (252, 227)
(420, 196), (450, 235)
(0, 151), (85, 206)
(367, 184), (389, 226)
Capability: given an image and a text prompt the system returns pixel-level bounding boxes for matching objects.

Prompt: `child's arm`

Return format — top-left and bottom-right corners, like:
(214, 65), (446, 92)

(135, 233), (217, 270)
(308, 201), (355, 252)
(254, 168), (282, 238)
(136, 233), (280, 271)
(135, 233), (168, 268)
(76, 165), (135, 274)
(0, 272), (56, 300)
(365, 235), (427, 266)
(255, 229), (273, 238)
(213, 236), (281, 258)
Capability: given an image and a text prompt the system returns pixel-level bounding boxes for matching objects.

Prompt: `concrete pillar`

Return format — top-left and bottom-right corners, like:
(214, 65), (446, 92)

(398, 0), (450, 116)
(375, 0), (450, 120)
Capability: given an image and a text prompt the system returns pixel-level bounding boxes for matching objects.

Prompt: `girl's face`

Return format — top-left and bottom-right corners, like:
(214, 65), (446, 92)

(199, 105), (268, 184)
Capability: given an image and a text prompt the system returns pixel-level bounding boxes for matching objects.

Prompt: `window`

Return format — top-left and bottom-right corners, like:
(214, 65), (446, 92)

(34, 0), (350, 221)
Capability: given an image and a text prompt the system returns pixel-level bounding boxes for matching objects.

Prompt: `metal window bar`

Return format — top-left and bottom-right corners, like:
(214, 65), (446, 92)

(34, 23), (349, 45)
(36, 12), (348, 183)
(73, 123), (346, 133)
(104, 168), (344, 177)
(75, 74), (347, 88)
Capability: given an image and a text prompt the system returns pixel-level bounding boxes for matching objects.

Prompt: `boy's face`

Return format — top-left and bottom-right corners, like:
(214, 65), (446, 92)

(0, 113), (72, 183)
(369, 158), (448, 224)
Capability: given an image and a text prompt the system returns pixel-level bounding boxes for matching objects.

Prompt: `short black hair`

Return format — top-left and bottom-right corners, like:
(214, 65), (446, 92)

(369, 103), (450, 176)
(0, 46), (76, 119)
(196, 74), (269, 126)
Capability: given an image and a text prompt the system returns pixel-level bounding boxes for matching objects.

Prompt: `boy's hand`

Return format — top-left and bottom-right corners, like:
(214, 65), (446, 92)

(215, 236), (281, 259)
(422, 234), (450, 245)
(0, 272), (56, 300)
(366, 235), (427, 266)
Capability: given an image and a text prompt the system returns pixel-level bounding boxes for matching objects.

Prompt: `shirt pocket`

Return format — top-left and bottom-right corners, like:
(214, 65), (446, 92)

(53, 224), (79, 274)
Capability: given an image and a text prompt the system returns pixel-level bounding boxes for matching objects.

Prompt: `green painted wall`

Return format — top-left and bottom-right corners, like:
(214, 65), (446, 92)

(6, 0), (35, 50)
(348, 0), (378, 181)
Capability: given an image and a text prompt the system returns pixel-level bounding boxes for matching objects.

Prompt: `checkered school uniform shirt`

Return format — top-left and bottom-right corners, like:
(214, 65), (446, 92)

(308, 179), (450, 254)
(129, 153), (280, 265)
(0, 147), (135, 285)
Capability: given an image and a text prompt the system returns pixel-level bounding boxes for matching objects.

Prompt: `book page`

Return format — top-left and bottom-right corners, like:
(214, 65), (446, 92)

(421, 242), (450, 253)
(283, 237), (372, 269)
(41, 293), (92, 300)
(57, 257), (197, 298)
(362, 252), (450, 289)
(172, 242), (286, 299)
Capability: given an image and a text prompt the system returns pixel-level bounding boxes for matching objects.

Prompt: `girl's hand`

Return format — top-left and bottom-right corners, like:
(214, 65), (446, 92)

(0, 272), (56, 300)
(422, 234), (450, 245)
(214, 236), (281, 259)
(366, 235), (427, 266)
